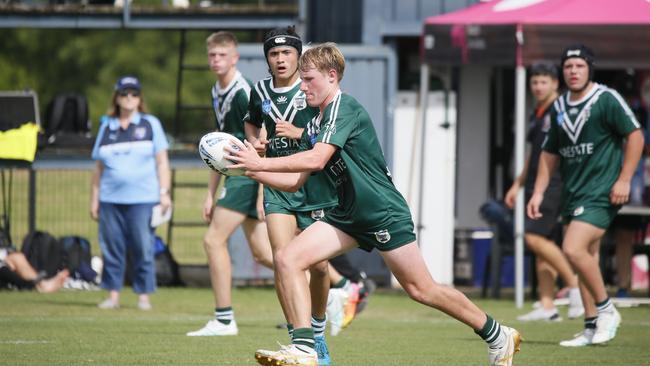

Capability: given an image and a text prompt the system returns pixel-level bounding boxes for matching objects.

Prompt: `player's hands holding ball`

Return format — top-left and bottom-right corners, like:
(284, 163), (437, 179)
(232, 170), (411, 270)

(225, 140), (265, 173)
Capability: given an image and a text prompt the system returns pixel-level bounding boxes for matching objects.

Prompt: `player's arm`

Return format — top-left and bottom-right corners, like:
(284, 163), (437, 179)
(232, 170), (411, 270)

(247, 171), (310, 193)
(228, 141), (336, 173)
(504, 151), (531, 209)
(527, 151), (559, 219)
(245, 121), (268, 156)
(275, 118), (304, 139)
(611, 129), (645, 205)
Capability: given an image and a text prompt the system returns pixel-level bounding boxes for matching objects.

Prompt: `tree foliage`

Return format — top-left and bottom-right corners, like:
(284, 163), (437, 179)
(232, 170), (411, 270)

(0, 28), (247, 147)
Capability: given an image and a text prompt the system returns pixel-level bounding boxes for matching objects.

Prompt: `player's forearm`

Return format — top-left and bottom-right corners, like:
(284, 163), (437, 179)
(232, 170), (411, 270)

(245, 121), (261, 141)
(207, 170), (222, 196)
(619, 129), (645, 182)
(532, 152), (558, 195)
(260, 149), (325, 173)
(249, 171), (306, 192)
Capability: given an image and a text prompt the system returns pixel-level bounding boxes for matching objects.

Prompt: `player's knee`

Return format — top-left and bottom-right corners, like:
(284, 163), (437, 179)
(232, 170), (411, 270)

(274, 247), (302, 273)
(562, 245), (581, 263)
(309, 262), (328, 278)
(202, 233), (224, 253)
(251, 250), (274, 269)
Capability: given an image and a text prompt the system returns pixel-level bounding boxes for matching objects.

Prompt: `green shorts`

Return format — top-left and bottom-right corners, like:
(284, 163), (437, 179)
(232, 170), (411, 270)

(264, 202), (329, 230)
(562, 205), (620, 229)
(217, 176), (258, 219)
(323, 217), (417, 252)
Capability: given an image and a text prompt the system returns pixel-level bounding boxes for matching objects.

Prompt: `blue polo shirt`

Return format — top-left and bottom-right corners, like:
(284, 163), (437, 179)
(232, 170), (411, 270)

(91, 113), (169, 204)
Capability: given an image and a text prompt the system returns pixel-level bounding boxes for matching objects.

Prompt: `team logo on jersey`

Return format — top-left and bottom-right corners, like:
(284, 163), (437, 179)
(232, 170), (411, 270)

(309, 132), (318, 146)
(219, 187), (227, 200)
(294, 95), (307, 110)
(276, 95), (288, 104)
(374, 229), (391, 244)
(133, 127), (147, 140)
(573, 206), (584, 216)
(310, 209), (325, 220)
(556, 111), (565, 126)
(213, 97), (219, 112)
(568, 107), (579, 115)
(324, 122), (336, 135)
(262, 99), (272, 115)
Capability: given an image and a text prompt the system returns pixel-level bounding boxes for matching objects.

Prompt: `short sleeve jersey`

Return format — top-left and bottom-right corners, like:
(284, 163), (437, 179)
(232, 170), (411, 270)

(543, 83), (640, 214)
(91, 113), (169, 204)
(308, 91), (412, 229)
(525, 104), (562, 196)
(212, 70), (257, 188)
(212, 70), (252, 143)
(246, 77), (337, 211)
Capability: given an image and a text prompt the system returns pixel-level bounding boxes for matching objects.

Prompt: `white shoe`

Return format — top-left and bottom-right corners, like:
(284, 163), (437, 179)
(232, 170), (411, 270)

(567, 288), (584, 319)
(592, 309), (621, 344)
(516, 307), (561, 322)
(326, 288), (348, 336)
(98, 299), (119, 309)
(254, 344), (317, 366)
(487, 326), (522, 366)
(559, 329), (594, 347)
(186, 319), (238, 336)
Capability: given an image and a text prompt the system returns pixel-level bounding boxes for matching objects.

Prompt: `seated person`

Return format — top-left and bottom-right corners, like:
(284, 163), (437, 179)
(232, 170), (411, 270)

(0, 248), (69, 293)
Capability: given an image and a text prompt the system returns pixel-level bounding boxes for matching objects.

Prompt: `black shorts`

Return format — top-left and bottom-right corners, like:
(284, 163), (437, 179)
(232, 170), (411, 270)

(610, 214), (644, 231)
(526, 186), (561, 238)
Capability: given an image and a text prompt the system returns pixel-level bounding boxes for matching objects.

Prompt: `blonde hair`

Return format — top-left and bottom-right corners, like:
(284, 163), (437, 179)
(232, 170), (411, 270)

(298, 42), (345, 81)
(206, 31), (239, 49)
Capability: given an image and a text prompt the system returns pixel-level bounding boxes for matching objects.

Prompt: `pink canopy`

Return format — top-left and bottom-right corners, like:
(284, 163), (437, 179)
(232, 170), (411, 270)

(423, 0), (650, 67)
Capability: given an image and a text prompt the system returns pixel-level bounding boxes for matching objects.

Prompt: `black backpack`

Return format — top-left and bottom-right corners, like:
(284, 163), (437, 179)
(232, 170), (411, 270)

(21, 231), (64, 278)
(43, 93), (90, 137)
(154, 236), (183, 287)
(59, 236), (96, 282)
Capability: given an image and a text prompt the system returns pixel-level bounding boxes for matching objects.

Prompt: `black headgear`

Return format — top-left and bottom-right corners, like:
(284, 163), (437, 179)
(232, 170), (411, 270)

(263, 29), (302, 58)
(561, 44), (595, 80)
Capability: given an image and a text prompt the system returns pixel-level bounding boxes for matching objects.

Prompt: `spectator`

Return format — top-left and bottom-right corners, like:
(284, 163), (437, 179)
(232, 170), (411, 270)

(0, 248), (69, 293)
(90, 75), (171, 310)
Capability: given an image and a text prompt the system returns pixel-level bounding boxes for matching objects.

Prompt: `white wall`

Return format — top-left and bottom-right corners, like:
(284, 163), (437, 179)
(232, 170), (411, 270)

(393, 91), (457, 285)
(456, 65), (492, 229)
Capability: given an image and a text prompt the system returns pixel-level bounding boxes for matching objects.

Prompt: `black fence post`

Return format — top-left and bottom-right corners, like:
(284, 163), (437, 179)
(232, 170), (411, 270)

(28, 167), (36, 233)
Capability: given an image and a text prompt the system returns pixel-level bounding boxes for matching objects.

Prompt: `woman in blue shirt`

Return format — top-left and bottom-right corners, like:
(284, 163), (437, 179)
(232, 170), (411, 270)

(90, 76), (171, 310)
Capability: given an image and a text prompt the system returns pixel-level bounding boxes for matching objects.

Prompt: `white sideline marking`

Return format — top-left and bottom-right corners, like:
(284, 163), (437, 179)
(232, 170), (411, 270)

(0, 340), (50, 344)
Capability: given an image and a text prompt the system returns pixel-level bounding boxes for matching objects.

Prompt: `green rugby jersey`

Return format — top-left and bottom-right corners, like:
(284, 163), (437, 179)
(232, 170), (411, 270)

(246, 77), (336, 211)
(308, 91), (412, 229)
(211, 70), (252, 143)
(543, 83), (640, 215)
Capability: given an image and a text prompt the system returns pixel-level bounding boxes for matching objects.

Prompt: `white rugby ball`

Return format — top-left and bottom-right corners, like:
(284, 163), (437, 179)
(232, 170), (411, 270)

(198, 132), (246, 176)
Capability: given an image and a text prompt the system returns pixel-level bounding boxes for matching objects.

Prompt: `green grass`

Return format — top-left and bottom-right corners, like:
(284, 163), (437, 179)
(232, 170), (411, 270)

(2, 287), (650, 365)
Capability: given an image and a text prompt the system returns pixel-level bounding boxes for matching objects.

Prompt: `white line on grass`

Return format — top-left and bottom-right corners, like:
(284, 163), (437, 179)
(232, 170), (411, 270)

(0, 340), (51, 344)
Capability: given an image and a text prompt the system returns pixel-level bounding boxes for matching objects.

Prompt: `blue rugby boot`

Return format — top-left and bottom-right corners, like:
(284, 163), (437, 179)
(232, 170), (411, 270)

(314, 336), (331, 365)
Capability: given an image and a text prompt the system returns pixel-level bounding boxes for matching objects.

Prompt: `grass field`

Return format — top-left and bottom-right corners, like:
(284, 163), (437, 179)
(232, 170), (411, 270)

(2, 287), (650, 365)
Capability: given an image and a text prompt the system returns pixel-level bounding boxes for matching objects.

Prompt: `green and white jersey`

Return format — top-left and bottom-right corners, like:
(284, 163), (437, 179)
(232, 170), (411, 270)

(543, 83), (640, 215)
(246, 77), (336, 211)
(211, 70), (252, 142)
(309, 91), (412, 229)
